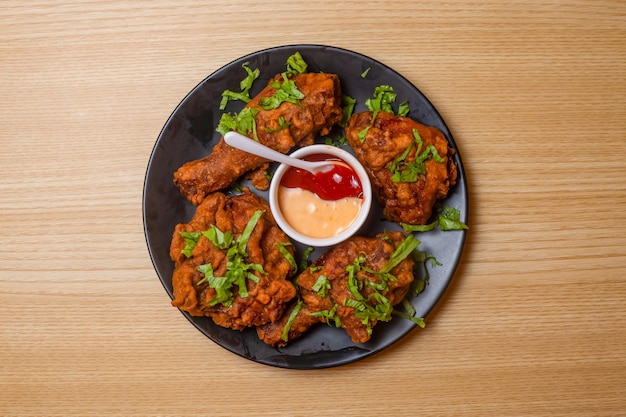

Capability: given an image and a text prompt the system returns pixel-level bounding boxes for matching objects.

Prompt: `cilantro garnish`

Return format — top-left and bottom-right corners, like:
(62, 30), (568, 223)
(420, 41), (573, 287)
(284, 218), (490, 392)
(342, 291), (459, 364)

(402, 205), (468, 233)
(365, 85), (396, 116)
(264, 116), (292, 133)
(258, 74), (305, 110)
(285, 51), (308, 77)
(438, 205), (469, 231)
(340, 95), (356, 127)
(216, 107), (259, 140)
(387, 128), (446, 183)
(324, 134), (347, 146)
(179, 231), (202, 258)
(397, 100), (410, 116)
(195, 210), (268, 307)
(356, 125), (371, 143)
(356, 85), (412, 142)
(357, 85), (397, 143)
(257, 52), (309, 111)
(201, 225), (233, 250)
(219, 62), (260, 110)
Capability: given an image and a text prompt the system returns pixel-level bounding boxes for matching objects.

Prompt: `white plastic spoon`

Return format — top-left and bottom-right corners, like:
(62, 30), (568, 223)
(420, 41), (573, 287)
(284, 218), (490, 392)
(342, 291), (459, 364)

(224, 131), (337, 174)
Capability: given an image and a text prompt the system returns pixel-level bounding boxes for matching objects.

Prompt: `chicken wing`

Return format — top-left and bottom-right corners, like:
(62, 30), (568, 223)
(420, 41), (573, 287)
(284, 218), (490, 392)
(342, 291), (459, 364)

(345, 110), (457, 225)
(169, 188), (297, 330)
(257, 231), (415, 346)
(174, 72), (343, 205)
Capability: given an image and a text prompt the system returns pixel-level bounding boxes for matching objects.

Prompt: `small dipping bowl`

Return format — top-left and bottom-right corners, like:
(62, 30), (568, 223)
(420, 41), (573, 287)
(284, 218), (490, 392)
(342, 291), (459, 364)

(269, 144), (372, 247)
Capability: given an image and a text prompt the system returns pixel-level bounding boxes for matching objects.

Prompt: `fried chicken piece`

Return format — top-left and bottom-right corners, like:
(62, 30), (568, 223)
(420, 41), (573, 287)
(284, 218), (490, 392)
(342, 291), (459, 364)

(257, 231), (415, 346)
(174, 72), (343, 205)
(345, 111), (457, 225)
(169, 188), (297, 330)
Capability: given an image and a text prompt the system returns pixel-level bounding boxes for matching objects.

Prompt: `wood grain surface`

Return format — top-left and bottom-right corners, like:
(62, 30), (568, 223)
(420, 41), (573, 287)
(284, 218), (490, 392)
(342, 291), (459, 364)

(1, 1), (625, 416)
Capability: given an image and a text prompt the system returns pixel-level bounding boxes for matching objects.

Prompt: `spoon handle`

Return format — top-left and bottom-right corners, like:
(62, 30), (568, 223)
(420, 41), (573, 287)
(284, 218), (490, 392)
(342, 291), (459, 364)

(224, 132), (318, 172)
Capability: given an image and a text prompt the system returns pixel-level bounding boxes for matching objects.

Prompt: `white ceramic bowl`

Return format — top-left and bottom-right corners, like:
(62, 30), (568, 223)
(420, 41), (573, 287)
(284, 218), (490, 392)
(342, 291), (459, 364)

(269, 144), (372, 247)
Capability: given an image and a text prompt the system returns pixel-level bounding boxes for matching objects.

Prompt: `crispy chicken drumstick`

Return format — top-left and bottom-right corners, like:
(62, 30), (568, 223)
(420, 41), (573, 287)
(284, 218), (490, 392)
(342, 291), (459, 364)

(173, 72), (342, 205)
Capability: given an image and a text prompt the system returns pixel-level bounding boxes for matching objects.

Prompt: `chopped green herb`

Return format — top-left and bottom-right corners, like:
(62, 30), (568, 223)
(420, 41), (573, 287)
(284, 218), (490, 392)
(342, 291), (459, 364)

(401, 298), (416, 317)
(411, 276), (427, 297)
(239, 62), (260, 91)
(379, 234), (421, 275)
(179, 231), (202, 258)
(356, 85), (400, 143)
(281, 299), (303, 342)
(438, 205), (469, 231)
(299, 246), (315, 271)
(341, 235), (422, 335)
(346, 254), (367, 300)
(264, 116), (292, 133)
(397, 100), (410, 116)
(216, 107), (260, 140)
(235, 210), (264, 255)
(195, 210), (267, 307)
(285, 52), (308, 76)
(324, 134), (347, 146)
(196, 263), (214, 285)
(402, 205), (468, 233)
(258, 74), (305, 110)
(219, 62), (260, 110)
(392, 309), (426, 328)
(311, 275), (330, 298)
(427, 253), (442, 267)
(361, 67), (371, 78)
(340, 95), (357, 127)
(365, 85), (396, 117)
(309, 304), (341, 327)
(276, 242), (297, 274)
(387, 128), (446, 183)
(201, 226), (233, 250)
(357, 125), (371, 143)
(344, 291), (393, 334)
(400, 221), (439, 233)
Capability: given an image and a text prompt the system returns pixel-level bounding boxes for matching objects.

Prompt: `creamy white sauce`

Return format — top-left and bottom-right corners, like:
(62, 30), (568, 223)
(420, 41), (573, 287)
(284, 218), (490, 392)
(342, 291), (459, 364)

(278, 187), (363, 238)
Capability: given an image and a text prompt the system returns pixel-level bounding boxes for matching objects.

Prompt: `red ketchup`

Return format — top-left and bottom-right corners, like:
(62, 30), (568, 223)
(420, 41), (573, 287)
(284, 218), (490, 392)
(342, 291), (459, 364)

(279, 154), (363, 201)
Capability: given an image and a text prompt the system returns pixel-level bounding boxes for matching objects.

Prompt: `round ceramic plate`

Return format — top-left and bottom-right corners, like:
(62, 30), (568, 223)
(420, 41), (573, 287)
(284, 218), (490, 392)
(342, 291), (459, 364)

(143, 45), (468, 369)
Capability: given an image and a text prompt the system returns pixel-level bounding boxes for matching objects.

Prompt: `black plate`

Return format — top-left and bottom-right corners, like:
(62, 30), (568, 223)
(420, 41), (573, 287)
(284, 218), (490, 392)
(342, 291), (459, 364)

(143, 45), (468, 369)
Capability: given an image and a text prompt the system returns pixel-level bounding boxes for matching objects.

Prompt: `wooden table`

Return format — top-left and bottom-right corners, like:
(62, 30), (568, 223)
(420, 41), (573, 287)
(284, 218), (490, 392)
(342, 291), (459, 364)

(2, 1), (625, 416)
